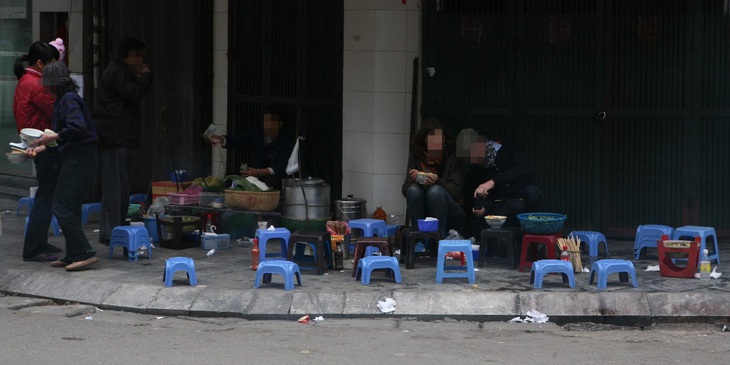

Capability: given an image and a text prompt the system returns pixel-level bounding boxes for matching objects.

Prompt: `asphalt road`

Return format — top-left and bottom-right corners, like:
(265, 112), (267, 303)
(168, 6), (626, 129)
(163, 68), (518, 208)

(0, 295), (727, 365)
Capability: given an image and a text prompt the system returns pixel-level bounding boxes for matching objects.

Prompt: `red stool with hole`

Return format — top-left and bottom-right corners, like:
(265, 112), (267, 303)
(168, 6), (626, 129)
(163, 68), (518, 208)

(518, 233), (560, 272)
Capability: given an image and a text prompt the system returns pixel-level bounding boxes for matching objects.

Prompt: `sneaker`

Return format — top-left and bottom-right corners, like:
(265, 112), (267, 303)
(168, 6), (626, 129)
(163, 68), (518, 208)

(64, 257), (99, 271)
(43, 244), (62, 253)
(23, 253), (58, 262)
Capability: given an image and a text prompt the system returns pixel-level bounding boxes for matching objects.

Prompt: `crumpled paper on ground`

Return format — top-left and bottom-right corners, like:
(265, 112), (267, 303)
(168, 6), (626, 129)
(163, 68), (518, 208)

(377, 297), (397, 313)
(645, 265), (660, 271)
(710, 267), (722, 279)
(508, 310), (549, 324)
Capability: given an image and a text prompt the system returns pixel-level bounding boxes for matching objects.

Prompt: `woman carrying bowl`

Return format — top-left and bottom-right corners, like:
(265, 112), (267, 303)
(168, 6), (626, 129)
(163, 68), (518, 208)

(401, 119), (465, 237)
(12, 41), (63, 262)
(30, 62), (99, 271)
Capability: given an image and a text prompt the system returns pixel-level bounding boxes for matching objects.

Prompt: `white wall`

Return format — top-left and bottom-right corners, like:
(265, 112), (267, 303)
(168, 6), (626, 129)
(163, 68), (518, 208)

(342, 0), (420, 218)
(211, 0), (228, 177)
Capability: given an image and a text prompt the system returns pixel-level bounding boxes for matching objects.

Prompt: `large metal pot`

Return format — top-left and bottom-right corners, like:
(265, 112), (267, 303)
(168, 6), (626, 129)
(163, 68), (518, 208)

(282, 177), (331, 219)
(334, 195), (367, 222)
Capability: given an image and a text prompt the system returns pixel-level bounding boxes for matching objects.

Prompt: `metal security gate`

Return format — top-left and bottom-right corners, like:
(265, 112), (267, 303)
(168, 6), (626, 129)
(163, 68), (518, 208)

(228, 0), (343, 202)
(424, 0), (730, 238)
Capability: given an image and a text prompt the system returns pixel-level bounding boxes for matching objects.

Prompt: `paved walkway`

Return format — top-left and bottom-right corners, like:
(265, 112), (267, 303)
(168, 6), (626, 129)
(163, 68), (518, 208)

(0, 198), (728, 322)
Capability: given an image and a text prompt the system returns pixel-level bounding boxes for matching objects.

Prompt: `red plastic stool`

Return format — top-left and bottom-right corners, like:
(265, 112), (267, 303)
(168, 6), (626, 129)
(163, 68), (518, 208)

(518, 233), (560, 272)
(657, 236), (700, 278)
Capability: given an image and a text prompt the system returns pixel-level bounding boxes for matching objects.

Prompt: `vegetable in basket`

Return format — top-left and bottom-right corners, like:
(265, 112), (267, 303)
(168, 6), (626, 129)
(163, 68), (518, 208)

(223, 175), (263, 192)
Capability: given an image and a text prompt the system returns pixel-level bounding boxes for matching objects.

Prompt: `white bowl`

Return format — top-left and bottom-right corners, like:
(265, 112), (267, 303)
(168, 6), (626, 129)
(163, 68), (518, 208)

(485, 215), (507, 229)
(19, 128), (43, 146)
(5, 152), (28, 164)
(416, 172), (435, 184)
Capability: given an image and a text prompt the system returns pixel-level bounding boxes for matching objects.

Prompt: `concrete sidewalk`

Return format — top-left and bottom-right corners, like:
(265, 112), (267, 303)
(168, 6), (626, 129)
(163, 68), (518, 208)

(0, 197), (728, 323)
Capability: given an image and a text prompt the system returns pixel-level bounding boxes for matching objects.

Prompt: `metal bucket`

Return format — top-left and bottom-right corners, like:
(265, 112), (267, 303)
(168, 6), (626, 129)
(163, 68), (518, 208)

(282, 177), (331, 219)
(334, 195), (367, 222)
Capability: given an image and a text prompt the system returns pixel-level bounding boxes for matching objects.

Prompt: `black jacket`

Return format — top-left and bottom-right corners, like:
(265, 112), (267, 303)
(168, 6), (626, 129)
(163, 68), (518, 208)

(94, 59), (153, 147)
(467, 139), (535, 200)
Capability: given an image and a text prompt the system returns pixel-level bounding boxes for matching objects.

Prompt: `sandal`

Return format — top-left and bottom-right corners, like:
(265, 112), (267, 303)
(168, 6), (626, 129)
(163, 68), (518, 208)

(51, 258), (73, 267)
(23, 253), (58, 262)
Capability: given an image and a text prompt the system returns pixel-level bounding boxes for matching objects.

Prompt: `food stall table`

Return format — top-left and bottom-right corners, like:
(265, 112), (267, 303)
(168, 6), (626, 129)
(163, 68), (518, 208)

(164, 204), (281, 239)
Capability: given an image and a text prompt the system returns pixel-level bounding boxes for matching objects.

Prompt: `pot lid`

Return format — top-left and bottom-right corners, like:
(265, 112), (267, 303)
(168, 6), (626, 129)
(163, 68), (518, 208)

(335, 194), (366, 203)
(286, 177), (326, 186)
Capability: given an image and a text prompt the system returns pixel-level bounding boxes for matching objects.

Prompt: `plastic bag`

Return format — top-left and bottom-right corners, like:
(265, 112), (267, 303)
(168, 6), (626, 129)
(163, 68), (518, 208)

(444, 229), (464, 240)
(147, 196), (170, 217)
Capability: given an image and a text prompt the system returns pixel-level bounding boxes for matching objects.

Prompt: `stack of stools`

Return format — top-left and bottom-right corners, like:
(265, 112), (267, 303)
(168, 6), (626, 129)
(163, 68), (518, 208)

(347, 218), (388, 255)
(671, 226), (720, 265)
(254, 261), (302, 291)
(529, 259), (575, 289)
(355, 256), (401, 285)
(518, 233), (560, 272)
(109, 226), (152, 261)
(163, 257), (197, 287)
(81, 202), (102, 224)
(256, 227), (291, 262)
(634, 224), (673, 260)
(351, 237), (392, 277)
(402, 228), (441, 269)
(479, 227), (519, 268)
(589, 259), (637, 289)
(286, 230), (330, 275)
(435, 240), (476, 284)
(568, 230), (609, 265)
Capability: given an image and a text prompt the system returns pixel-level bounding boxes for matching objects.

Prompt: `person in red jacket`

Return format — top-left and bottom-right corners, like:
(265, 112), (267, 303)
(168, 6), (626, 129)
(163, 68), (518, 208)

(12, 41), (63, 262)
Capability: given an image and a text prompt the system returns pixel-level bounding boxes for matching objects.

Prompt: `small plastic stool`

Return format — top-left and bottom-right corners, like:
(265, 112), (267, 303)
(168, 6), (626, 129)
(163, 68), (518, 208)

(436, 239), (476, 284)
(364, 246), (380, 257)
(479, 228), (518, 268)
(348, 218), (387, 237)
(569, 231), (609, 264)
(254, 260), (302, 291)
(81, 202), (102, 224)
(589, 259), (638, 290)
(657, 237), (700, 278)
(518, 233), (560, 272)
(634, 224), (673, 260)
(672, 226), (720, 265)
(24, 216), (61, 237)
(355, 256), (402, 285)
(351, 237), (391, 277)
(17, 197), (34, 216)
(256, 227), (291, 261)
(529, 259), (575, 289)
(163, 257), (197, 287)
(286, 230), (330, 275)
(129, 193), (147, 205)
(109, 226), (152, 261)
(402, 228), (441, 269)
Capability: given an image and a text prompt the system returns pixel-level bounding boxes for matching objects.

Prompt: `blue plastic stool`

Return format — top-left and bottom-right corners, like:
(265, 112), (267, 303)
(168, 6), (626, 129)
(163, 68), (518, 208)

(254, 260), (302, 291)
(109, 226), (152, 262)
(256, 228), (291, 261)
(348, 218), (387, 237)
(163, 257), (197, 287)
(569, 231), (609, 263)
(129, 193), (147, 205)
(24, 216), (61, 237)
(17, 197), (34, 216)
(589, 259), (638, 290)
(436, 240), (476, 284)
(364, 246), (380, 257)
(634, 224), (673, 260)
(355, 256), (402, 285)
(529, 259), (575, 289)
(672, 226), (720, 265)
(81, 202), (102, 224)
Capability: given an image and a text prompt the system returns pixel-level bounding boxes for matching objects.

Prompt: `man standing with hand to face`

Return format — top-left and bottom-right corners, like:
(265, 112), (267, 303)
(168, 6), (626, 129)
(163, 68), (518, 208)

(95, 37), (153, 244)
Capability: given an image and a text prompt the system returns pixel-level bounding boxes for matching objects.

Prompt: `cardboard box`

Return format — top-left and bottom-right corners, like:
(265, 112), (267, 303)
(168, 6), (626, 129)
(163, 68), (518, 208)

(152, 180), (193, 199)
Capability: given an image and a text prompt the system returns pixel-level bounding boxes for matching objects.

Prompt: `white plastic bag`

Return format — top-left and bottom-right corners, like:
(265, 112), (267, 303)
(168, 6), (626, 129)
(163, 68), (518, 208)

(147, 196), (170, 217)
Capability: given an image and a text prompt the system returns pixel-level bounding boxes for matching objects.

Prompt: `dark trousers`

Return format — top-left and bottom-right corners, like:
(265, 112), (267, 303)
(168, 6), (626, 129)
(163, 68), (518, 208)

(53, 145), (99, 261)
(472, 185), (543, 230)
(23, 149), (62, 258)
(98, 146), (134, 242)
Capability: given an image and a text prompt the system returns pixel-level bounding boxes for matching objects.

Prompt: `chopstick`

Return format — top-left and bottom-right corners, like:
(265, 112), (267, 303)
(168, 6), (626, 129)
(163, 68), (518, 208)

(10, 146), (26, 153)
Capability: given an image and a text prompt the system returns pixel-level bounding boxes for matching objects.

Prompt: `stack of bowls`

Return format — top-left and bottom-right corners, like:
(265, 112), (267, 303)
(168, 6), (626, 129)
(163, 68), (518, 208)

(19, 128), (44, 147)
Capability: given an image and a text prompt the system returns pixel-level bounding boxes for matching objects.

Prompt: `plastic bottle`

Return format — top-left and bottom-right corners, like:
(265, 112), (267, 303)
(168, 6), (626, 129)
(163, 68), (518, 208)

(205, 214), (214, 233)
(251, 238), (260, 271)
(700, 249), (711, 280)
(334, 243), (344, 270)
(561, 245), (570, 262)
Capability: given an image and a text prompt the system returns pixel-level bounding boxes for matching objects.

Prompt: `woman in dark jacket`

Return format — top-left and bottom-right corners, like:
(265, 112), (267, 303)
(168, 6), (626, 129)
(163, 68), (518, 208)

(32, 62), (100, 271)
(401, 119), (465, 236)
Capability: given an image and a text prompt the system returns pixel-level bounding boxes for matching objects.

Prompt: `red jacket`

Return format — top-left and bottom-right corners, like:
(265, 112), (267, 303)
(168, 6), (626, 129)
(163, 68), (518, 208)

(13, 67), (55, 133)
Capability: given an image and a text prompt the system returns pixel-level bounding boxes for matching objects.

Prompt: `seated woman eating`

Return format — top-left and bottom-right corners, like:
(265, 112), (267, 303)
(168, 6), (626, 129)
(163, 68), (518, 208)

(401, 119), (465, 237)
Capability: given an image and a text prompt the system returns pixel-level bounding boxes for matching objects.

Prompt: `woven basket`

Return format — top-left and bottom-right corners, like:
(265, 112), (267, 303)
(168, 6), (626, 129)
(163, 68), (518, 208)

(224, 189), (280, 211)
(517, 212), (567, 234)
